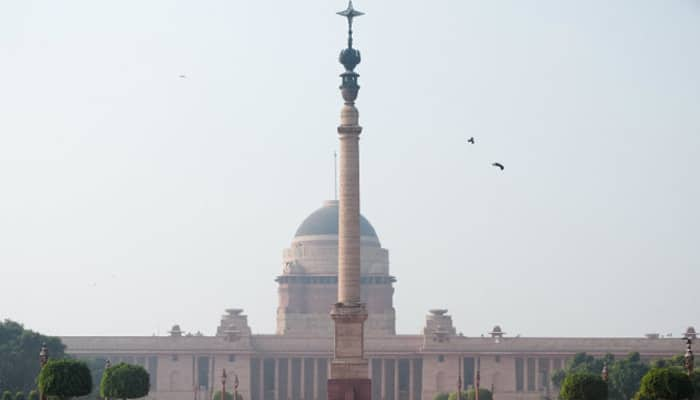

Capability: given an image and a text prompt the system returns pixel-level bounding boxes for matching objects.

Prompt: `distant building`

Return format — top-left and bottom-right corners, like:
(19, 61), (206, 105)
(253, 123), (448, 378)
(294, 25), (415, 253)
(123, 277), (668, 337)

(61, 202), (692, 400)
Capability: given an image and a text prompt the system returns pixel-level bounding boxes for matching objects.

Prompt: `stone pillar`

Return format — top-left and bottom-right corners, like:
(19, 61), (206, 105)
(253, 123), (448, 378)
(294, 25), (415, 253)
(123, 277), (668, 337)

(409, 360), (414, 400)
(394, 360), (399, 400)
(314, 359), (319, 400)
(260, 359), (264, 400)
(381, 359), (386, 400)
(328, 4), (371, 400)
(275, 359), (279, 400)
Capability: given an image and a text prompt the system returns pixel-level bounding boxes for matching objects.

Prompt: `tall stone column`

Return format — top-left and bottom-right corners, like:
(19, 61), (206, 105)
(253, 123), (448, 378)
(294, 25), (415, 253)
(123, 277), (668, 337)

(328, 3), (371, 400)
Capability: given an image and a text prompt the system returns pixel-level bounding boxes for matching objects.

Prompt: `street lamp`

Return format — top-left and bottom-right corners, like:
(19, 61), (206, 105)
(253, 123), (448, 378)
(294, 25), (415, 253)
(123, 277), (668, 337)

(104, 360), (112, 400)
(684, 338), (694, 376)
(456, 357), (463, 400)
(601, 361), (608, 383)
(221, 369), (227, 400)
(39, 343), (49, 400)
(233, 374), (239, 400)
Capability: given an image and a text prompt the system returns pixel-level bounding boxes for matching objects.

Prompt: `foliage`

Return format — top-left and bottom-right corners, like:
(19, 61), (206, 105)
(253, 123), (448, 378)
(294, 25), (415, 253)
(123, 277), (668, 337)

(560, 372), (608, 400)
(37, 359), (92, 400)
(27, 391), (38, 400)
(0, 320), (66, 393)
(447, 389), (493, 400)
(434, 393), (449, 400)
(635, 367), (693, 400)
(213, 391), (243, 400)
(609, 353), (650, 400)
(79, 358), (109, 400)
(100, 363), (149, 400)
(553, 369), (568, 389)
(3, 391), (13, 400)
(15, 392), (25, 400)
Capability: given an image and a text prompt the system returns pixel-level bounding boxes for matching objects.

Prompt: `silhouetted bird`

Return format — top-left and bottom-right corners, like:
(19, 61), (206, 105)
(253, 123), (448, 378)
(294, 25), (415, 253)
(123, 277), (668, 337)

(467, 137), (475, 144)
(179, 75), (187, 79)
(492, 162), (504, 170)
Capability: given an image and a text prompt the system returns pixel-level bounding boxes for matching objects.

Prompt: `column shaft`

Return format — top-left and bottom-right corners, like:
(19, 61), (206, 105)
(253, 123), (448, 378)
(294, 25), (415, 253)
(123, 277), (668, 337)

(337, 133), (361, 305)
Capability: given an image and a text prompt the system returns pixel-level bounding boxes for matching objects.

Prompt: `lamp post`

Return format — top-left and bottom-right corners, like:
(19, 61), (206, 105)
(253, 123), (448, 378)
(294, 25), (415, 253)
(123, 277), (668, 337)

(104, 360), (112, 400)
(39, 343), (49, 400)
(457, 357), (463, 400)
(475, 357), (480, 400)
(684, 338), (694, 376)
(601, 361), (608, 383)
(233, 374), (239, 400)
(221, 369), (227, 400)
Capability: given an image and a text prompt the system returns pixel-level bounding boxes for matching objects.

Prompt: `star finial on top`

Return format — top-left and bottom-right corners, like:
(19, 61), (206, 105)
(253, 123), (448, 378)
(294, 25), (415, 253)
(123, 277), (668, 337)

(337, 1), (364, 24)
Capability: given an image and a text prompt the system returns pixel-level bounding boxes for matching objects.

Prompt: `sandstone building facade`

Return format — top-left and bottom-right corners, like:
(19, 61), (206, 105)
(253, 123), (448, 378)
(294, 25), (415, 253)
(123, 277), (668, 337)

(62, 201), (694, 400)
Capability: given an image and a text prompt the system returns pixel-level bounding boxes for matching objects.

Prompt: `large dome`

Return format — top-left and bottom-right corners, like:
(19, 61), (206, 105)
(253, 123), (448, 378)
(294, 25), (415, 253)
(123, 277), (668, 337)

(294, 200), (378, 238)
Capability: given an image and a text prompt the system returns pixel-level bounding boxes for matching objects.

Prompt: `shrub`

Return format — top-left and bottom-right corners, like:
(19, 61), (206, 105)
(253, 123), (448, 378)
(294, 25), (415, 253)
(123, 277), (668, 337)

(37, 359), (92, 400)
(636, 367), (693, 400)
(100, 363), (149, 400)
(560, 372), (608, 400)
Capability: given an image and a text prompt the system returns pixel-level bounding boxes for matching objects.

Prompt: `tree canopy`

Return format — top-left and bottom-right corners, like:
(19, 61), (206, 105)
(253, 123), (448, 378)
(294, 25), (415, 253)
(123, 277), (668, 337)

(560, 372), (608, 400)
(213, 390), (243, 400)
(636, 367), (693, 400)
(0, 320), (66, 393)
(27, 391), (38, 400)
(2, 391), (13, 400)
(100, 363), (149, 400)
(37, 359), (92, 400)
(447, 389), (493, 400)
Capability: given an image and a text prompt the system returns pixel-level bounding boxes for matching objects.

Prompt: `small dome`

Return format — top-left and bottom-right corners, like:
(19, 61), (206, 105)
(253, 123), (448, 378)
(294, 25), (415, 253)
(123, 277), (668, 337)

(294, 200), (378, 238)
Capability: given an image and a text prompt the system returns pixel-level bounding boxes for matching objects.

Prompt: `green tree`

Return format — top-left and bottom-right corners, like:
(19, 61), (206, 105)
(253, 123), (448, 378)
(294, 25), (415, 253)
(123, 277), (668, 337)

(15, 392), (25, 400)
(100, 363), (149, 400)
(434, 393), (449, 400)
(213, 390), (243, 400)
(3, 391), (14, 400)
(37, 359), (92, 400)
(609, 353), (649, 400)
(447, 389), (493, 400)
(0, 320), (67, 393)
(636, 368), (693, 400)
(27, 391), (38, 400)
(560, 372), (608, 400)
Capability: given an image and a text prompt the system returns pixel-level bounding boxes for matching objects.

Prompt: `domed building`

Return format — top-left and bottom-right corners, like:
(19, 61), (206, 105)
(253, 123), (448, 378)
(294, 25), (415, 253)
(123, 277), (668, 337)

(276, 200), (395, 336)
(60, 200), (693, 400)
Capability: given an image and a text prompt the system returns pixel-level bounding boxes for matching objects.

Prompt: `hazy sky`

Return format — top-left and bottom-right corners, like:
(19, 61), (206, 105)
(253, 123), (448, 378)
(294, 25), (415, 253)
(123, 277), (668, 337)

(1, 0), (698, 338)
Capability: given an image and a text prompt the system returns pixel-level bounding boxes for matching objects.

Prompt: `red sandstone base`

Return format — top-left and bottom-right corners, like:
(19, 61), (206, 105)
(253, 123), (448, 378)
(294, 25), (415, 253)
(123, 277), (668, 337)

(327, 379), (371, 400)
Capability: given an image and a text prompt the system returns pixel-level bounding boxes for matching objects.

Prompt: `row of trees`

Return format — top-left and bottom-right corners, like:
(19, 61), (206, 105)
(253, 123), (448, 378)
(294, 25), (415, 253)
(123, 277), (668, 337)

(555, 352), (699, 400)
(434, 387), (494, 400)
(37, 359), (150, 400)
(0, 320), (66, 393)
(1, 391), (37, 400)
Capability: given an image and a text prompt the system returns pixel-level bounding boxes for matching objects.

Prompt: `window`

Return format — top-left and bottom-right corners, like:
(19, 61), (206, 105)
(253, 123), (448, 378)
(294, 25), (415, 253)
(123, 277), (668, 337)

(539, 358), (550, 390)
(463, 358), (475, 388)
(198, 356), (210, 389)
(515, 358), (524, 392)
(229, 354), (236, 362)
(437, 355), (445, 363)
(495, 355), (501, 363)
(171, 354), (179, 362)
(527, 358), (536, 391)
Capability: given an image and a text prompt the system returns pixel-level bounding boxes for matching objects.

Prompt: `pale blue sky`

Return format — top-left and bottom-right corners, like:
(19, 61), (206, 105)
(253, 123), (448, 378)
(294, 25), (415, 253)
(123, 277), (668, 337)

(0, 0), (698, 337)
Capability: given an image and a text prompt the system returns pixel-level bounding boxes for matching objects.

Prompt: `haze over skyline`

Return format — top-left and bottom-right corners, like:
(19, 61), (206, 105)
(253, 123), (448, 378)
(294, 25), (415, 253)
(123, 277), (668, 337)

(1, 0), (698, 338)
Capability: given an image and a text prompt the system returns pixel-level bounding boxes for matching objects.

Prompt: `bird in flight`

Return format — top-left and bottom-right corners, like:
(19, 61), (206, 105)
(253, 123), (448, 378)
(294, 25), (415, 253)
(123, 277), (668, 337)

(492, 162), (504, 170)
(179, 74), (187, 79)
(467, 137), (475, 144)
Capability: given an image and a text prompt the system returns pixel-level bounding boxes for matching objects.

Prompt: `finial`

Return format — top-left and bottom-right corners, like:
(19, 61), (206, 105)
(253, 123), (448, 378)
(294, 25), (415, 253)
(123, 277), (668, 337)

(337, 1), (364, 100)
(337, 1), (365, 47)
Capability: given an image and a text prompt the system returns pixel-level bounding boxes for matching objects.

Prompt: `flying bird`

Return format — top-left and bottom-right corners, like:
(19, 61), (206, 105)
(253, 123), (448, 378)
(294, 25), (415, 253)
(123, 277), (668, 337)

(467, 137), (475, 144)
(179, 74), (187, 79)
(492, 162), (504, 170)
